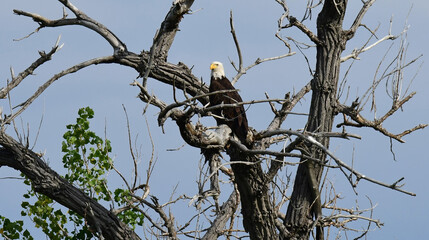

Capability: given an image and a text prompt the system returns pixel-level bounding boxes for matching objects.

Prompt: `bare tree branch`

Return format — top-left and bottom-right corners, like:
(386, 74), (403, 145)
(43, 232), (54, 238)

(275, 0), (323, 46)
(0, 133), (140, 240)
(151, 0), (195, 60)
(231, 52), (296, 85)
(341, 34), (399, 62)
(302, 132), (416, 196)
(201, 190), (239, 240)
(229, 11), (243, 74)
(266, 81), (312, 132)
(345, 0), (377, 40)
(228, 8), (295, 85)
(257, 129), (416, 196)
(342, 16), (408, 62)
(0, 36), (63, 99)
(14, 3), (127, 53)
(2, 56), (116, 126)
(336, 94), (428, 143)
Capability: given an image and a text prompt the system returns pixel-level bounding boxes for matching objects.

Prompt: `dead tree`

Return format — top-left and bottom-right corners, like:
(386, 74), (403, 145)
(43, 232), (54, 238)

(0, 0), (425, 240)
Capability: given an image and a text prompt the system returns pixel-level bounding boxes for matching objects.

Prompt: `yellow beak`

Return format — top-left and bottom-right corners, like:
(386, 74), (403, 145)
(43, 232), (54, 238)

(210, 63), (217, 70)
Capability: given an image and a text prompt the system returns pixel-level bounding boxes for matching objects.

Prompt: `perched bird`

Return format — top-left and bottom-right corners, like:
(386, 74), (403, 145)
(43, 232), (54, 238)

(209, 61), (250, 147)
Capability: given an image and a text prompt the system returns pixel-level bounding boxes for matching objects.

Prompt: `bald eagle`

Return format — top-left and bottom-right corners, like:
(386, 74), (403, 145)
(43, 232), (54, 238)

(209, 61), (250, 147)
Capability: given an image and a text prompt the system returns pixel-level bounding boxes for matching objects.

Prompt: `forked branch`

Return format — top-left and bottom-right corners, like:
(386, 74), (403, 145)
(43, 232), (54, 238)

(336, 93), (427, 143)
(345, 0), (377, 40)
(3, 56), (116, 126)
(151, 0), (195, 60)
(255, 129), (416, 196)
(342, 16), (408, 62)
(0, 36), (63, 99)
(275, 0), (323, 46)
(229, 10), (295, 85)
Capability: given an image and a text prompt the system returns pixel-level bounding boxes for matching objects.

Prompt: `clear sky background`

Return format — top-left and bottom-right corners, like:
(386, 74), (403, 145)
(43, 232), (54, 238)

(0, 0), (428, 239)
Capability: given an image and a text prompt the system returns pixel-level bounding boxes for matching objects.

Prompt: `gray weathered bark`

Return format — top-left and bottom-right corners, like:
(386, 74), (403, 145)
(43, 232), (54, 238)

(229, 150), (279, 239)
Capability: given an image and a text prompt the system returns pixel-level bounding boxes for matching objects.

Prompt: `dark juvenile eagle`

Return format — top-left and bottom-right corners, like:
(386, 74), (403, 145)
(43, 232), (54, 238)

(209, 61), (249, 146)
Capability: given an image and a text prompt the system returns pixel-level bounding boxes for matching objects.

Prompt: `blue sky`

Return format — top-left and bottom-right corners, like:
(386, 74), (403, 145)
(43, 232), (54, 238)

(0, 0), (428, 239)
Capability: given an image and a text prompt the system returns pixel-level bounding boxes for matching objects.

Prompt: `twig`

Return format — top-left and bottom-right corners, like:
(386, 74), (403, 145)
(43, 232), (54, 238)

(266, 81), (312, 133)
(132, 194), (179, 240)
(122, 105), (139, 189)
(265, 92), (279, 116)
(275, 0), (323, 46)
(3, 56), (115, 126)
(231, 52), (295, 85)
(302, 134), (416, 196)
(342, 16), (409, 62)
(14, 5), (126, 53)
(0, 35), (63, 99)
(258, 129), (361, 141)
(323, 214), (383, 228)
(111, 165), (131, 191)
(142, 30), (159, 88)
(287, 36), (315, 76)
(158, 89), (239, 125)
(143, 114), (156, 199)
(229, 138), (321, 163)
(345, 0), (377, 40)
(131, 80), (167, 111)
(341, 34), (399, 62)
(336, 96), (428, 143)
(229, 11), (243, 73)
(353, 196), (377, 239)
(228, 9), (296, 85)
(285, 16), (323, 46)
(258, 129), (416, 196)
(30, 105), (44, 150)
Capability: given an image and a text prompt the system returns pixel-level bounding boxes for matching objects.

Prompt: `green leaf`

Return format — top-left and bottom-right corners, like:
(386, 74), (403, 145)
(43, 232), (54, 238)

(17, 107), (143, 239)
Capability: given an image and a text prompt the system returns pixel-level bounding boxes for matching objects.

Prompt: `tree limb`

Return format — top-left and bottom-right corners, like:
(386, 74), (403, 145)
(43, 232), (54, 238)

(229, 8), (296, 85)
(0, 133), (140, 240)
(14, 3), (127, 54)
(345, 0), (377, 40)
(336, 95), (428, 143)
(257, 129), (416, 196)
(0, 36), (63, 99)
(151, 0), (195, 60)
(3, 56), (116, 126)
(275, 0), (323, 46)
(201, 190), (239, 240)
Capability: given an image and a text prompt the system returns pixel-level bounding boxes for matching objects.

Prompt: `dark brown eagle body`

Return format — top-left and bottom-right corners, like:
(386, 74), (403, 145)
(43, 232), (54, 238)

(209, 61), (249, 146)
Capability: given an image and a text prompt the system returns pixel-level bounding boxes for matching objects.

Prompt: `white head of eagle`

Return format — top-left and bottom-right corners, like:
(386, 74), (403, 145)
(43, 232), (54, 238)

(210, 61), (225, 79)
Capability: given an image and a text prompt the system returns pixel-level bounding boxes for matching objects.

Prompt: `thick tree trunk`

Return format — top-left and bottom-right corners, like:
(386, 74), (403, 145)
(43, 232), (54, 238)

(229, 149), (279, 240)
(285, 1), (348, 239)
